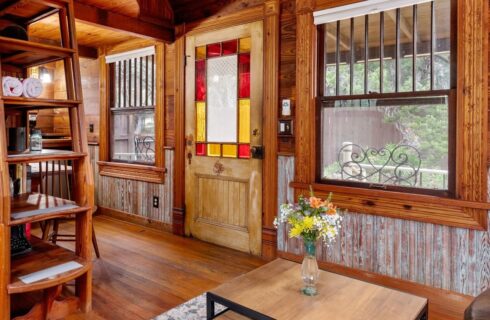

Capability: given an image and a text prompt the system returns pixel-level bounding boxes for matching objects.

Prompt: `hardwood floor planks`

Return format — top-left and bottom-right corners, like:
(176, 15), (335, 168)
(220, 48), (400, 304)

(30, 215), (265, 320)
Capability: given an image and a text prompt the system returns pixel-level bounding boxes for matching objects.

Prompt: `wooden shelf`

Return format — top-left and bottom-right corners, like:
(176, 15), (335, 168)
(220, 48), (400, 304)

(0, 36), (74, 67)
(7, 149), (86, 163)
(10, 193), (89, 226)
(2, 96), (81, 109)
(9, 237), (90, 294)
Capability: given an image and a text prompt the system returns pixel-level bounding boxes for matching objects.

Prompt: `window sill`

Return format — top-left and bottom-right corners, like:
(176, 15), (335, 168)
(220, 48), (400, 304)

(290, 182), (489, 230)
(98, 161), (166, 184)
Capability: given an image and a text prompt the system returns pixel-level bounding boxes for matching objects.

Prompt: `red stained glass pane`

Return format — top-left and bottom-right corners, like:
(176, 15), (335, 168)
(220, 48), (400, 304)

(238, 144), (250, 158)
(207, 43), (221, 57)
(222, 40), (238, 55)
(195, 60), (206, 101)
(239, 53), (250, 98)
(196, 143), (206, 156)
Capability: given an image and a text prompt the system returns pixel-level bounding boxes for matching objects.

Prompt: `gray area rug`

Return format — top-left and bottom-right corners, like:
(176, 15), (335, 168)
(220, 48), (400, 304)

(154, 293), (226, 320)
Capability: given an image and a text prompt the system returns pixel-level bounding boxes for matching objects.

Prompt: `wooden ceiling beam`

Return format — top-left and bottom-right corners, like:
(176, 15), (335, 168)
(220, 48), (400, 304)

(73, 1), (174, 42)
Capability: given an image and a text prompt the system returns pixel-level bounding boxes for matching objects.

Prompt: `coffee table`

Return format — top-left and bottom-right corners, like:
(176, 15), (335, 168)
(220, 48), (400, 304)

(207, 259), (427, 320)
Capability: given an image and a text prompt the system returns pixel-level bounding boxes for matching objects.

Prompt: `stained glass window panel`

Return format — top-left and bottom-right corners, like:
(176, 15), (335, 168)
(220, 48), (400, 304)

(207, 43), (221, 58)
(222, 144), (238, 158)
(206, 55), (238, 143)
(195, 60), (206, 101)
(222, 40), (238, 55)
(196, 46), (206, 60)
(238, 144), (250, 158)
(208, 144), (221, 157)
(239, 99), (250, 143)
(239, 53), (250, 98)
(239, 37), (251, 53)
(196, 143), (206, 156)
(196, 102), (206, 142)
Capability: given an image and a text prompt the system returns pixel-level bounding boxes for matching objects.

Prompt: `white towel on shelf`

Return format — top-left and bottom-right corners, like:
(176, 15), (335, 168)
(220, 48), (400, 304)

(22, 77), (43, 98)
(2, 76), (23, 97)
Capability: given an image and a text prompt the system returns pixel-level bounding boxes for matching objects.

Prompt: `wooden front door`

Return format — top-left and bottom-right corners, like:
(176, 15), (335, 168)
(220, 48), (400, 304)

(185, 22), (263, 255)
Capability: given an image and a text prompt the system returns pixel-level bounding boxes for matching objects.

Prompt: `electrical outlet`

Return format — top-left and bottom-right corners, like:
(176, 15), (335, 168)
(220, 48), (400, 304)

(89, 123), (94, 133)
(153, 196), (159, 208)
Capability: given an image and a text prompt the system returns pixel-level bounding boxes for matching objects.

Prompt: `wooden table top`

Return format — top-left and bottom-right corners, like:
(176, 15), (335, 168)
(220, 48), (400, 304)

(211, 259), (427, 320)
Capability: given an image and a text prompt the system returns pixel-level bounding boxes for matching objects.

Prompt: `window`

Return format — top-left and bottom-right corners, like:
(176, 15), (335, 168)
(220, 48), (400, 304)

(317, 0), (454, 195)
(194, 38), (252, 159)
(98, 44), (165, 184)
(110, 51), (156, 165)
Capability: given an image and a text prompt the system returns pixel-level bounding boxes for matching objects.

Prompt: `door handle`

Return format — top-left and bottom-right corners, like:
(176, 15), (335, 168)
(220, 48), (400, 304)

(250, 146), (264, 159)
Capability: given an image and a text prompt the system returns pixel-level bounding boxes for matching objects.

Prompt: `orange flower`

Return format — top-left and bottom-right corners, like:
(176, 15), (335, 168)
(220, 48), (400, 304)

(309, 197), (325, 209)
(326, 203), (337, 215)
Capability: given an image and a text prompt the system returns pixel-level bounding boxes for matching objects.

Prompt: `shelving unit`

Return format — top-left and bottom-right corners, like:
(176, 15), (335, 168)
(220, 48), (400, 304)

(0, 0), (94, 319)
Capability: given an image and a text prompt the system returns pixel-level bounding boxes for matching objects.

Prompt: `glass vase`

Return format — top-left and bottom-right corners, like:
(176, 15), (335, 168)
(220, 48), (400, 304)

(301, 239), (319, 296)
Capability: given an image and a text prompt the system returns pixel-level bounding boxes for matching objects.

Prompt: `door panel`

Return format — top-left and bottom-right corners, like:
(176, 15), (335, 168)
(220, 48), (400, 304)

(185, 22), (263, 255)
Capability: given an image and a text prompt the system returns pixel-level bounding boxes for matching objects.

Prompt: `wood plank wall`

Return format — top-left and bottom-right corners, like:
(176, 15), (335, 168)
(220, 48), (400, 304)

(277, 156), (490, 297)
(89, 145), (174, 225)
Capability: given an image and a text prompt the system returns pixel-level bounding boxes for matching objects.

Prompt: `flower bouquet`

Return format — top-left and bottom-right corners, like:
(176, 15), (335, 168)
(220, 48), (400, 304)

(275, 190), (342, 296)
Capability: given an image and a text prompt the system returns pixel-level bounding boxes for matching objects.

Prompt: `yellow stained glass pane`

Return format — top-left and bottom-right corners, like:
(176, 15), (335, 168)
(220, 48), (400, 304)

(196, 102), (206, 142)
(222, 144), (237, 158)
(239, 37), (251, 53)
(208, 144), (221, 157)
(196, 46), (206, 60)
(239, 99), (250, 143)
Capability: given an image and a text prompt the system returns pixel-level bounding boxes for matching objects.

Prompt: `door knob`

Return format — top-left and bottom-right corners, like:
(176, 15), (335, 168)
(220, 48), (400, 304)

(250, 146), (264, 159)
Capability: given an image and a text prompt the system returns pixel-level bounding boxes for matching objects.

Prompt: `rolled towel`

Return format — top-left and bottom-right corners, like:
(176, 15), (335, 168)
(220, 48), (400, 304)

(22, 77), (43, 98)
(2, 76), (23, 97)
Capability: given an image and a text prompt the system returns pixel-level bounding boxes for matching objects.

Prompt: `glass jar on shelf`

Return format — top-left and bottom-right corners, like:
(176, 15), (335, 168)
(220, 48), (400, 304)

(30, 129), (42, 152)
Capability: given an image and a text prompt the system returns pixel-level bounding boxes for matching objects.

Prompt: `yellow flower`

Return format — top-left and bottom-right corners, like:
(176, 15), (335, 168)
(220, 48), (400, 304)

(289, 224), (303, 238)
(302, 216), (314, 230)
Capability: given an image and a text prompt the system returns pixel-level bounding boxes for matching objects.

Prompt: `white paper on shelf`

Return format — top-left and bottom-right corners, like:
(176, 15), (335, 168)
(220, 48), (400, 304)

(19, 261), (83, 284)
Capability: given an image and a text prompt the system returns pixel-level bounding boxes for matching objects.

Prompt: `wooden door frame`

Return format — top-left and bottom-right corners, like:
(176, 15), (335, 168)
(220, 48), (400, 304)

(172, 0), (280, 260)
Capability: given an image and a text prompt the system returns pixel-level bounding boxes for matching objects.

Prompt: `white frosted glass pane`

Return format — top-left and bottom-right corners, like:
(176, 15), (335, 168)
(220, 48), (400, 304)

(206, 55), (238, 143)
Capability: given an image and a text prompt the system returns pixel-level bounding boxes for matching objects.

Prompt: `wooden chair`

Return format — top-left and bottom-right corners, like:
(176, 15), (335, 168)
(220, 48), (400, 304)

(38, 160), (100, 258)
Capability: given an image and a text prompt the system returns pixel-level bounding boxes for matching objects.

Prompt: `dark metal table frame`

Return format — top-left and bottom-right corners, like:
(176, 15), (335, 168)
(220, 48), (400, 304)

(206, 292), (428, 320)
(206, 292), (274, 320)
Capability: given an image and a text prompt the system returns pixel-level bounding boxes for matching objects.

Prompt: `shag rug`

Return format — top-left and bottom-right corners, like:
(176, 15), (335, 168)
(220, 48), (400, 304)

(153, 293), (226, 320)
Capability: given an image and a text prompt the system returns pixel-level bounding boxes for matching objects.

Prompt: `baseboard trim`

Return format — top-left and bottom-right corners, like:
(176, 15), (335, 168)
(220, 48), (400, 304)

(278, 250), (473, 320)
(99, 206), (172, 233)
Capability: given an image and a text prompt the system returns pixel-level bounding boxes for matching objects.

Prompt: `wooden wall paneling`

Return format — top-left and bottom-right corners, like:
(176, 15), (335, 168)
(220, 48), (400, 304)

(169, 0), (265, 24)
(98, 47), (110, 161)
(278, 0), (296, 155)
(456, 0), (489, 225)
(262, 0), (280, 260)
(172, 26), (186, 236)
(164, 43), (175, 147)
(294, 0), (316, 188)
(155, 43), (165, 170)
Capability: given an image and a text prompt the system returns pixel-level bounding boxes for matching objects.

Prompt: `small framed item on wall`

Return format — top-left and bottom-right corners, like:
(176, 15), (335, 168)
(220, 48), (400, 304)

(278, 120), (293, 137)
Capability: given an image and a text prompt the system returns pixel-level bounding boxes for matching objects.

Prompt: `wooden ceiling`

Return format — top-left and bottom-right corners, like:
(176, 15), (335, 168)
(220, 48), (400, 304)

(29, 14), (138, 49)
(11, 0), (272, 47)
(77, 0), (141, 18)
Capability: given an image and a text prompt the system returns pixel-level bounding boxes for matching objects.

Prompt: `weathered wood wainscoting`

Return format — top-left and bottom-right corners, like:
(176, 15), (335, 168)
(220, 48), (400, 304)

(277, 156), (490, 298)
(88, 144), (174, 229)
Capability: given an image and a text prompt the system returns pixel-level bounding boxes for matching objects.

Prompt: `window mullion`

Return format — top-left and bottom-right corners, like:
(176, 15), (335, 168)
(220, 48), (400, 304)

(395, 8), (401, 93)
(336, 20), (340, 96)
(412, 5), (417, 92)
(364, 15), (368, 94)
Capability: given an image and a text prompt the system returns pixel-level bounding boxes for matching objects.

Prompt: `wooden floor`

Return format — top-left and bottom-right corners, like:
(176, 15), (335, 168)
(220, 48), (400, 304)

(31, 215), (265, 320)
